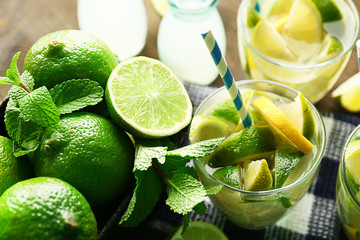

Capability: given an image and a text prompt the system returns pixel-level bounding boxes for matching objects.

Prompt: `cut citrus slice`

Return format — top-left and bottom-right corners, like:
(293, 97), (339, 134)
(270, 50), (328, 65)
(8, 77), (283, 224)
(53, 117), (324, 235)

(189, 115), (230, 144)
(211, 98), (240, 126)
(345, 140), (360, 184)
(150, 0), (169, 17)
(318, 35), (343, 63)
(331, 72), (360, 113)
(280, 92), (315, 140)
(251, 18), (297, 61)
(247, 7), (261, 27)
(208, 125), (276, 167)
(283, 0), (324, 43)
(311, 0), (342, 22)
(213, 165), (241, 188)
(275, 143), (304, 188)
(244, 159), (273, 191)
(105, 56), (193, 138)
(253, 96), (314, 154)
(169, 221), (228, 240)
(270, 0), (295, 17)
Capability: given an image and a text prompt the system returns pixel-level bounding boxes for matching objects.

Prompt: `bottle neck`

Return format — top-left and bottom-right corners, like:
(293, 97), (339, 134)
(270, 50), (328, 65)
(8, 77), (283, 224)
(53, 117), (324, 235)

(168, 0), (219, 20)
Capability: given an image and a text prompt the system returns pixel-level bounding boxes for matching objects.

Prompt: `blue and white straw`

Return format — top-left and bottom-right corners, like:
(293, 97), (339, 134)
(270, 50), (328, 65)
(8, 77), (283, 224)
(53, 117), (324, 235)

(200, 25), (252, 128)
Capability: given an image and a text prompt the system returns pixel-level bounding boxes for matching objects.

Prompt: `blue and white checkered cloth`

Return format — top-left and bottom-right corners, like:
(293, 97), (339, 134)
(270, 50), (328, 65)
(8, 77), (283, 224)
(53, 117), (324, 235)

(98, 83), (360, 240)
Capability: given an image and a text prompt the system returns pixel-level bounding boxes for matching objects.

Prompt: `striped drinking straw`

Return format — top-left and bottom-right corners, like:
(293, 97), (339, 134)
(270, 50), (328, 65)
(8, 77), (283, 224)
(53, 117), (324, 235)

(200, 25), (253, 128)
(357, 39), (360, 71)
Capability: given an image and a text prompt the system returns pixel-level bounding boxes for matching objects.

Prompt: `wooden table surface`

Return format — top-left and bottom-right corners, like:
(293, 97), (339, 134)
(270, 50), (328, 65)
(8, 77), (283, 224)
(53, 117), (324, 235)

(0, 0), (360, 117)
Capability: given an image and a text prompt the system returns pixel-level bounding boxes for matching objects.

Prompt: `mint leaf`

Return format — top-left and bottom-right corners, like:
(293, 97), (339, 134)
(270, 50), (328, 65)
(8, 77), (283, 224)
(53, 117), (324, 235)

(166, 137), (224, 162)
(120, 167), (162, 227)
(193, 201), (207, 215)
(8, 86), (28, 104)
(4, 98), (21, 141)
(5, 52), (22, 86)
(49, 79), (104, 114)
(182, 214), (190, 234)
(19, 86), (60, 127)
(0, 77), (11, 85)
(21, 71), (35, 91)
(135, 144), (168, 171)
(166, 171), (208, 215)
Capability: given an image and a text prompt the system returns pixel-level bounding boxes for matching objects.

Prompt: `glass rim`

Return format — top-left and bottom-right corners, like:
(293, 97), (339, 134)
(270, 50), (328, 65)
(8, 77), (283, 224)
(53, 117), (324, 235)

(168, 0), (218, 14)
(237, 0), (360, 71)
(192, 79), (327, 196)
(341, 124), (360, 209)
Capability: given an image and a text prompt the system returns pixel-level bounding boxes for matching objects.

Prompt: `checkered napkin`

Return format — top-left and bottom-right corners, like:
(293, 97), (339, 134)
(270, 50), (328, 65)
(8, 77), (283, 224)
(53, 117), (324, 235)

(101, 83), (360, 240)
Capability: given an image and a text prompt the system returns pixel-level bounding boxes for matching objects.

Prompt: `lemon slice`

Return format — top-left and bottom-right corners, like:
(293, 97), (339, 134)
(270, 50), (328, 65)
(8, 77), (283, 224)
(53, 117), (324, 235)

(213, 165), (241, 188)
(283, 0), (324, 43)
(280, 93), (315, 140)
(345, 140), (360, 184)
(270, 0), (295, 17)
(311, 0), (342, 22)
(253, 96), (314, 154)
(244, 159), (273, 191)
(189, 115), (230, 144)
(318, 35), (343, 63)
(208, 125), (276, 167)
(332, 72), (360, 112)
(150, 0), (169, 17)
(251, 18), (297, 61)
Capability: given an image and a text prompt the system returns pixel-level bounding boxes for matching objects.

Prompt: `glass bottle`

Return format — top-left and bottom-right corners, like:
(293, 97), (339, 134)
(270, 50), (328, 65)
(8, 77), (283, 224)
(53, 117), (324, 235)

(78, 0), (147, 61)
(157, 0), (226, 85)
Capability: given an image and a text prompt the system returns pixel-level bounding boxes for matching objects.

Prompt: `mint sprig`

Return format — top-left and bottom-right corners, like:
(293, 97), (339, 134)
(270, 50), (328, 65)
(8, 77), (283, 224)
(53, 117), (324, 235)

(1, 52), (105, 156)
(119, 137), (224, 231)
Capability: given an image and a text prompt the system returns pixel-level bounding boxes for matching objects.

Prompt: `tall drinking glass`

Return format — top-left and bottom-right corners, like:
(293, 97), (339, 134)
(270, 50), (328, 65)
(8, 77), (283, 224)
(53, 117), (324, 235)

(336, 125), (360, 240)
(192, 80), (326, 229)
(237, 0), (359, 103)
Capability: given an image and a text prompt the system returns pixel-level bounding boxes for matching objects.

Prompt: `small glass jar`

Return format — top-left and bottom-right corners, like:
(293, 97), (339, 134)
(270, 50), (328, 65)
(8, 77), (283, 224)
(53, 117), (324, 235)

(157, 0), (226, 85)
(336, 125), (360, 240)
(78, 0), (147, 61)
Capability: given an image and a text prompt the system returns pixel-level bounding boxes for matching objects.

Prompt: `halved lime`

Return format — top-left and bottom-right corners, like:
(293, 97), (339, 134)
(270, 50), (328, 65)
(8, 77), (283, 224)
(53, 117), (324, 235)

(253, 96), (314, 154)
(105, 57), (193, 138)
(251, 18), (297, 61)
(170, 221), (228, 240)
(332, 72), (360, 113)
(311, 0), (342, 22)
(244, 159), (273, 191)
(317, 35), (343, 63)
(283, 0), (324, 43)
(213, 165), (241, 188)
(150, 0), (169, 17)
(280, 92), (315, 140)
(189, 115), (230, 144)
(208, 125), (276, 167)
(275, 143), (304, 188)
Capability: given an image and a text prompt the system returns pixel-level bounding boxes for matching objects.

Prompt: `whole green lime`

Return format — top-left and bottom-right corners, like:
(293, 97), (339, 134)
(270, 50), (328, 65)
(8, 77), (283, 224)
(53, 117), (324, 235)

(32, 112), (134, 208)
(0, 136), (33, 196)
(0, 177), (98, 240)
(23, 29), (118, 90)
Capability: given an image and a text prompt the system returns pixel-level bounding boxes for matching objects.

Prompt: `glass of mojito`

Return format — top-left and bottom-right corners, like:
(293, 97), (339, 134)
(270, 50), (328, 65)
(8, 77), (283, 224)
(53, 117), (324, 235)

(336, 125), (360, 240)
(237, 0), (360, 103)
(189, 80), (326, 229)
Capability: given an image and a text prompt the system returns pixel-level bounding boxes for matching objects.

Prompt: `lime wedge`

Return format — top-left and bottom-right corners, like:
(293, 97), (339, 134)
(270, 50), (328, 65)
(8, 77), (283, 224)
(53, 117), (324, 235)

(311, 0), (342, 22)
(244, 159), (273, 191)
(332, 73), (360, 113)
(318, 35), (343, 63)
(247, 7), (261, 27)
(105, 57), (193, 138)
(211, 98), (240, 127)
(275, 143), (304, 188)
(280, 92), (315, 140)
(251, 18), (297, 61)
(150, 0), (169, 17)
(283, 0), (324, 43)
(345, 140), (360, 185)
(253, 96), (314, 154)
(208, 125), (276, 167)
(169, 221), (228, 240)
(189, 115), (230, 144)
(213, 165), (241, 188)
